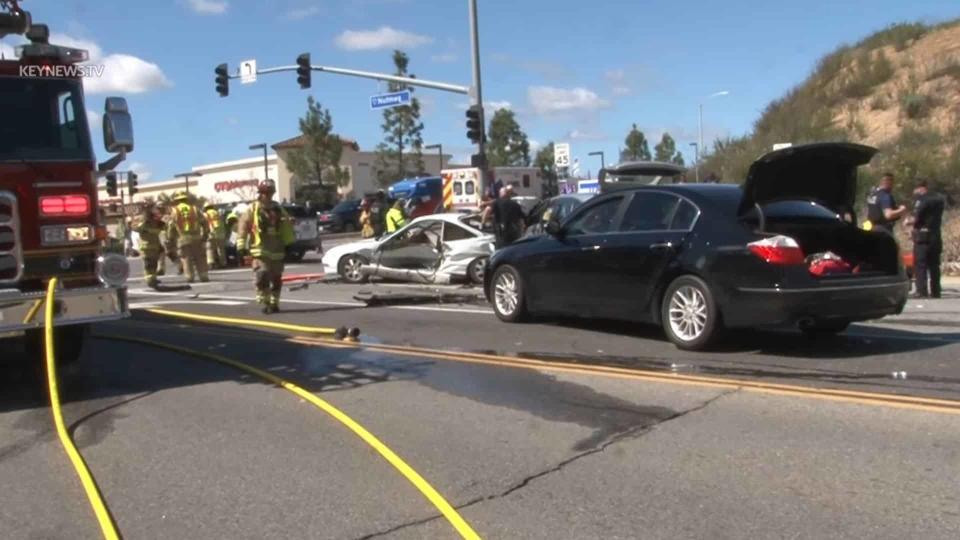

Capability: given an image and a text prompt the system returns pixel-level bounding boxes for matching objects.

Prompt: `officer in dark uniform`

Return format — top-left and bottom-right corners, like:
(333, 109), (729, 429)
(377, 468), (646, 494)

(865, 172), (908, 234)
(910, 179), (945, 298)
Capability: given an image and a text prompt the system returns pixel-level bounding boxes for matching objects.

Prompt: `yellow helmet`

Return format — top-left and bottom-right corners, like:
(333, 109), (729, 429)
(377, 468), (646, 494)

(173, 191), (189, 202)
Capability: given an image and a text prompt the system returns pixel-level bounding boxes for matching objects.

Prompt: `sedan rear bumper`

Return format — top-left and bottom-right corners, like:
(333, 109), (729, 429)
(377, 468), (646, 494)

(725, 279), (910, 328)
(0, 285), (129, 334)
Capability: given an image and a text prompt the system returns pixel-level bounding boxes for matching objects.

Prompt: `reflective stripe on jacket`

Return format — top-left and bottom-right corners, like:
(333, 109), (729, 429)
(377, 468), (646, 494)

(205, 208), (225, 239)
(237, 201), (290, 261)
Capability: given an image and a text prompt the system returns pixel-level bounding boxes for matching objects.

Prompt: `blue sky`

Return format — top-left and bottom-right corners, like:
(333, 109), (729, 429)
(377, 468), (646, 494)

(3, 0), (958, 182)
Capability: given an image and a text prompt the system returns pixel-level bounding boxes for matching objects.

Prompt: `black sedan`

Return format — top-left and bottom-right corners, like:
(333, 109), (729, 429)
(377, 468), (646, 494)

(484, 143), (910, 350)
(318, 199), (362, 233)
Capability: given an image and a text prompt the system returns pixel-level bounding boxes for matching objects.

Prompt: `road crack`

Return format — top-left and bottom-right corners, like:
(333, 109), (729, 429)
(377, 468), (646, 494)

(357, 388), (739, 539)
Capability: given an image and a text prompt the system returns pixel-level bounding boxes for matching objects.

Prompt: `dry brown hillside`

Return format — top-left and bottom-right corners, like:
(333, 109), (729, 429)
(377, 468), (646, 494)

(702, 20), (960, 268)
(704, 20), (960, 197)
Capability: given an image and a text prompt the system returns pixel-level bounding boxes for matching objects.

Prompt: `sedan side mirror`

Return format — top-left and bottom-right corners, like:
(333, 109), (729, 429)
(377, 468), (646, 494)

(103, 97), (134, 154)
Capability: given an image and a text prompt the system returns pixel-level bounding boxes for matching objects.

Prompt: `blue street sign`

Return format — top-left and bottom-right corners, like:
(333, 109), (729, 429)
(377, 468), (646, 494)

(577, 180), (600, 194)
(370, 90), (412, 110)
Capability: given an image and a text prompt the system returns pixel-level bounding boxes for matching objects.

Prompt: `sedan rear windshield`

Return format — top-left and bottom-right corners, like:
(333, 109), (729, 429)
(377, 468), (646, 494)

(333, 200), (359, 212)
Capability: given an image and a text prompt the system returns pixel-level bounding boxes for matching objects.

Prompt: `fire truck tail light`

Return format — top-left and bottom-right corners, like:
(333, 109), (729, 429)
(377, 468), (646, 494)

(40, 195), (90, 216)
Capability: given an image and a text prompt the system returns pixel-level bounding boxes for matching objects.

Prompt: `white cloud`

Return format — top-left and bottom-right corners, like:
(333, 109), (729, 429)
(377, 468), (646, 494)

(567, 129), (607, 141)
(186, 0), (228, 15)
(335, 26), (433, 51)
(284, 6), (320, 20)
(527, 86), (610, 115)
(529, 139), (542, 152)
(48, 33), (172, 94)
(430, 52), (458, 63)
(486, 100), (512, 112)
(85, 54), (172, 94)
(605, 68), (631, 96)
(128, 162), (153, 182)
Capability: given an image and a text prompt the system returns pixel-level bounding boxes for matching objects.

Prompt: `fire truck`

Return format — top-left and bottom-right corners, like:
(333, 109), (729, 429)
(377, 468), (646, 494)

(1, 1), (133, 364)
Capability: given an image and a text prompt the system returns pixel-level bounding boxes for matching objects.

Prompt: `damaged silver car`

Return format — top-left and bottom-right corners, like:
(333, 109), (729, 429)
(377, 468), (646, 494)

(321, 213), (495, 285)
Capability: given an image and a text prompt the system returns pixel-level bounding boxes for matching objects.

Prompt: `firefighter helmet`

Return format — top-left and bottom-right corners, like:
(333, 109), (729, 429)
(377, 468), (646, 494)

(204, 202), (217, 210)
(257, 180), (276, 194)
(173, 191), (189, 202)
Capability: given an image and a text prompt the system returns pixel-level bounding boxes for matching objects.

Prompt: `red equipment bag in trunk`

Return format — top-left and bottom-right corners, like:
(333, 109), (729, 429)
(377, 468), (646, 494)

(807, 251), (852, 277)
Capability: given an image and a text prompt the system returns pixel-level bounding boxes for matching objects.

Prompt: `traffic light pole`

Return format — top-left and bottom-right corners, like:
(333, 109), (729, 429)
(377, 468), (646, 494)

(240, 65), (470, 95)
(468, 0), (488, 193)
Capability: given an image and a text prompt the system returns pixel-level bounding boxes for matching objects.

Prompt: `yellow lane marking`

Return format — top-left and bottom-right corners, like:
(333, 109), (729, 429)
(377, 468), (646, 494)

(290, 336), (960, 416)
(45, 279), (120, 540)
(146, 307), (339, 335)
(97, 333), (481, 540)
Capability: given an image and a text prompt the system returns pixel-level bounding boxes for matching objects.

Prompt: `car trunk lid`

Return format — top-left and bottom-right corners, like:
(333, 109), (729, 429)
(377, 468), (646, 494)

(737, 142), (877, 217)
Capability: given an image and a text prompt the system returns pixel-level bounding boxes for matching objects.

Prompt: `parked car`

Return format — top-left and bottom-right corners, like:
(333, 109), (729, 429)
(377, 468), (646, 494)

(283, 204), (323, 262)
(322, 213), (494, 285)
(318, 199), (362, 233)
(485, 143), (910, 350)
(523, 193), (595, 237)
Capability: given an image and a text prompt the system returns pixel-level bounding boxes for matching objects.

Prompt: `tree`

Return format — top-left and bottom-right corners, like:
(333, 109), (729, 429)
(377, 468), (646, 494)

(534, 142), (558, 196)
(285, 96), (349, 205)
(654, 132), (686, 165)
(621, 124), (651, 161)
(374, 50), (425, 186)
(487, 109), (531, 167)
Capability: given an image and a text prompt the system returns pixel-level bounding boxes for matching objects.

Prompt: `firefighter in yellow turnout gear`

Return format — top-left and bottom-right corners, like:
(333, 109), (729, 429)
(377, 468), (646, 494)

(236, 180), (294, 314)
(136, 204), (166, 289)
(166, 191), (209, 283)
(204, 203), (227, 269)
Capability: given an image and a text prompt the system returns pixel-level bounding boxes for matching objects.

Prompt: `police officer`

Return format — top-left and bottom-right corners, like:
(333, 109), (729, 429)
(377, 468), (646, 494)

(236, 181), (293, 314)
(135, 204), (166, 289)
(909, 179), (945, 298)
(166, 191), (210, 283)
(865, 172), (908, 234)
(204, 203), (227, 269)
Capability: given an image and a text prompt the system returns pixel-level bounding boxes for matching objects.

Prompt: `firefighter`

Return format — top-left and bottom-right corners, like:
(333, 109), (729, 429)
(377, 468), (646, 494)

(236, 181), (294, 314)
(204, 203), (227, 269)
(385, 199), (407, 233)
(135, 204), (166, 289)
(166, 191), (209, 283)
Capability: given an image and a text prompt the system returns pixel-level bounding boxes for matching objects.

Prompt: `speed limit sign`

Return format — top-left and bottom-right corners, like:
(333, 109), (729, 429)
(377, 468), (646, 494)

(554, 143), (570, 168)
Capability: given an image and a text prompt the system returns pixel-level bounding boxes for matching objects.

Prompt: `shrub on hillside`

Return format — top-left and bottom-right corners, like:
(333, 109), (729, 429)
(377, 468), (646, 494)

(901, 94), (933, 119)
(857, 22), (930, 51)
(842, 51), (895, 98)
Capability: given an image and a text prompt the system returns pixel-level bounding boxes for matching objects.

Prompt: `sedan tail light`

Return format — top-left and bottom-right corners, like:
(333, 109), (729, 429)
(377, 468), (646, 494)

(40, 194), (90, 216)
(748, 235), (805, 265)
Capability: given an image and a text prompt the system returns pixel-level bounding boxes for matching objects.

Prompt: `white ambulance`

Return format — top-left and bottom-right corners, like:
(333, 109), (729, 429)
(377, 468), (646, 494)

(442, 166), (543, 211)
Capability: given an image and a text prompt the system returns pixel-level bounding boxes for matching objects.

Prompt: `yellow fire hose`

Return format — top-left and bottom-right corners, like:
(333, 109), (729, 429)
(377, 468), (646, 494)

(145, 308), (353, 338)
(44, 278), (120, 540)
(95, 333), (481, 540)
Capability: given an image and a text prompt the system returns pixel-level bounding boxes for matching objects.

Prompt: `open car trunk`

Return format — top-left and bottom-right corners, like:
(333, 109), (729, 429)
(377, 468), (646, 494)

(763, 219), (900, 277)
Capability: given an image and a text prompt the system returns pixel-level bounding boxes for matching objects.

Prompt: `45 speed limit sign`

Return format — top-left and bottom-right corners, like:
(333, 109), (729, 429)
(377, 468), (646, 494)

(554, 143), (570, 168)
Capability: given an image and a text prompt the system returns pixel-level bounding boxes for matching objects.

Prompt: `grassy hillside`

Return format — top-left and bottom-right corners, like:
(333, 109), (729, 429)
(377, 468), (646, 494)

(703, 20), (960, 206)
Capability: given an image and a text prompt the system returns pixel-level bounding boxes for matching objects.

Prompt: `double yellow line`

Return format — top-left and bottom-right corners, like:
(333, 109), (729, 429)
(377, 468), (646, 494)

(290, 336), (960, 416)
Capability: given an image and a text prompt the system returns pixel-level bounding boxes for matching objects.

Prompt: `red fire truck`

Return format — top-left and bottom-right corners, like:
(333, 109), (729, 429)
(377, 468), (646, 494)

(1, 1), (133, 364)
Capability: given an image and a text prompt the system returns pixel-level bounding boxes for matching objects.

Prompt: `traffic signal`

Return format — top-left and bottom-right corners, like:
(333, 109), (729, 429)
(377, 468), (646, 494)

(127, 171), (139, 196)
(466, 104), (484, 144)
(215, 63), (229, 97)
(105, 172), (118, 197)
(296, 53), (311, 89)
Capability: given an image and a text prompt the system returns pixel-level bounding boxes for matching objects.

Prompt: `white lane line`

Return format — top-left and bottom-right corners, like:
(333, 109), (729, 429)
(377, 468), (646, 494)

(131, 300), (247, 309)
(134, 293), (494, 315)
(127, 264), (308, 282)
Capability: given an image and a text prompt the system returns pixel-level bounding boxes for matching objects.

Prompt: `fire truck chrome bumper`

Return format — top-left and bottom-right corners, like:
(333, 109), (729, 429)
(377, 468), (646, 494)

(0, 285), (129, 332)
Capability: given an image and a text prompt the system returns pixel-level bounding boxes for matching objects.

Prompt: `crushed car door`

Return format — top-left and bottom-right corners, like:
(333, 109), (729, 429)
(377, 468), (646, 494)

(373, 220), (443, 272)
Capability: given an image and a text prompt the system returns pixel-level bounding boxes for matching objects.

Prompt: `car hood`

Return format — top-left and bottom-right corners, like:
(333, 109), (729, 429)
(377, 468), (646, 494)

(738, 142), (877, 216)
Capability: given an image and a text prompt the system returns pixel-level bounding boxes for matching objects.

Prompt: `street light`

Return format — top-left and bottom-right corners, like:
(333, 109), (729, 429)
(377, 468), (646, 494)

(174, 171), (203, 194)
(699, 90), (729, 160)
(689, 143), (700, 182)
(425, 143), (443, 172)
(249, 143), (269, 182)
(588, 151), (605, 171)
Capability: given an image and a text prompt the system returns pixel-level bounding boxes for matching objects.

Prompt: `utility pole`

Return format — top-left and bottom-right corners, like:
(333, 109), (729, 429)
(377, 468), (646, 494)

(425, 143), (443, 172)
(588, 151), (605, 171)
(249, 143), (269, 181)
(175, 171), (203, 195)
(468, 0), (487, 192)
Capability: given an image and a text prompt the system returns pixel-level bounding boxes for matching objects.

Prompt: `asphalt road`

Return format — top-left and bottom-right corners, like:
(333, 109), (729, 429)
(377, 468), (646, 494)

(2, 252), (959, 539)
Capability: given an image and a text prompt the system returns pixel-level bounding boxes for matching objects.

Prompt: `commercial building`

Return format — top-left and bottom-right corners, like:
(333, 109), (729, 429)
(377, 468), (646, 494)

(98, 134), (451, 208)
